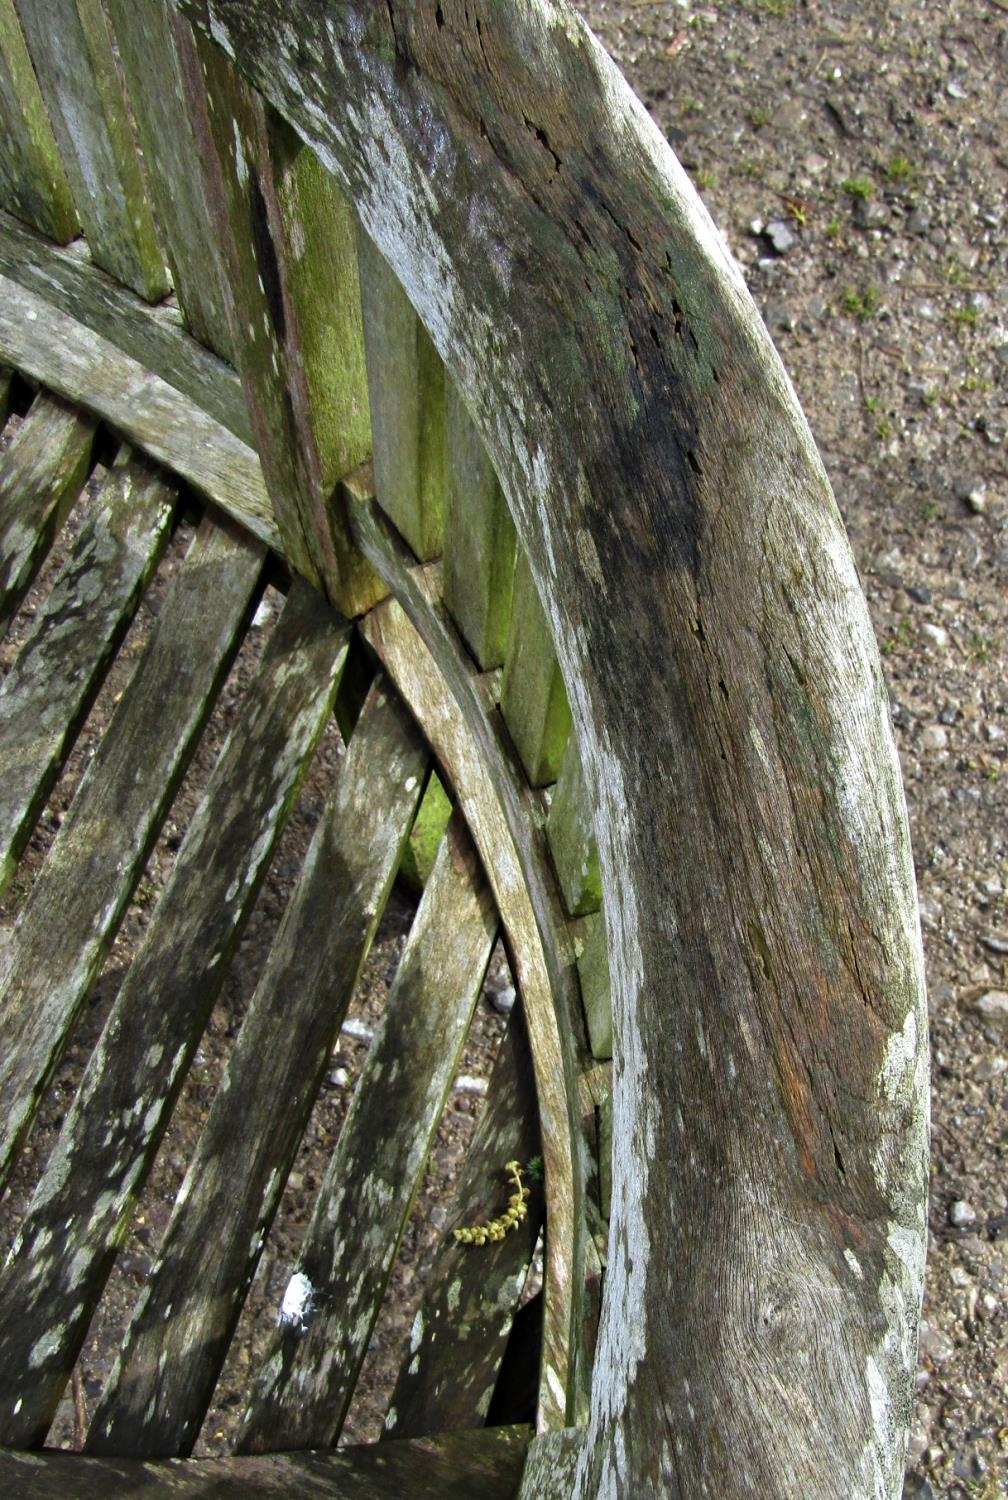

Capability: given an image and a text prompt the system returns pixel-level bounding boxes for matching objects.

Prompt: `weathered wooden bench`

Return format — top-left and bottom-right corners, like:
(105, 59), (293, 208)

(0, 1), (929, 1496)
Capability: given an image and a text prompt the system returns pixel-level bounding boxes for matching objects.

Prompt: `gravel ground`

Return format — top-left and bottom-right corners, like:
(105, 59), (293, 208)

(2, 1), (1006, 1492)
(573, 1), (1007, 1493)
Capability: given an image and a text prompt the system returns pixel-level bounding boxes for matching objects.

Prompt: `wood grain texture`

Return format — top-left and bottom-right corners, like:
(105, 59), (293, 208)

(500, 548), (571, 788)
(443, 380), (516, 671)
(179, 35), (381, 614)
(88, 679), (427, 1457)
(0, 0), (78, 242)
(0, 578), (344, 1449)
(177, 5), (928, 1493)
(575, 912), (611, 1063)
(546, 734), (601, 919)
(12, 0), (168, 299)
(385, 1006), (543, 1438)
(0, 451), (175, 896)
(358, 226), (446, 562)
(101, 1), (234, 358)
(0, 1426), (531, 1498)
(0, 211), (250, 442)
(0, 273), (279, 552)
(0, 390), (95, 638)
(237, 811), (497, 1452)
(0, 517), (264, 1193)
(352, 511), (590, 1431)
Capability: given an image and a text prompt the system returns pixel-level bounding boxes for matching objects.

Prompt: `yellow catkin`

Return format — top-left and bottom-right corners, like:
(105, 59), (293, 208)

(453, 1160), (530, 1246)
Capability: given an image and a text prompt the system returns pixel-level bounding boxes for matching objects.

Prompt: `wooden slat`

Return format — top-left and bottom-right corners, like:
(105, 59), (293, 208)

(0, 580), (347, 1450)
(102, 0), (233, 359)
(0, 452), (174, 896)
(179, 35), (381, 615)
(0, 212), (251, 443)
(0, 273), (279, 552)
(12, 0), (168, 300)
(0, 365), (11, 421)
(576, 912), (611, 1062)
(546, 734), (601, 918)
(0, 0), (78, 242)
(88, 680), (427, 1458)
(0, 517), (264, 1191)
(238, 811), (497, 1453)
(443, 382), (516, 670)
(0, 1427), (531, 1499)
(0, 390), (95, 639)
(385, 1007), (542, 1438)
(351, 495), (587, 1429)
(358, 227), (446, 562)
(500, 548), (571, 788)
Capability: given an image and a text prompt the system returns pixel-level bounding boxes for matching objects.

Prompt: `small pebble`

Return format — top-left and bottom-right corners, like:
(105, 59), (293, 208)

(326, 1067), (349, 1088)
(341, 1017), (374, 1043)
(918, 1321), (956, 1364)
(921, 725), (948, 752)
(906, 205), (932, 235)
(764, 219), (798, 255)
(487, 983), (516, 1016)
(949, 1199), (977, 1228)
(920, 623), (949, 648)
(973, 990), (1008, 1028)
(453, 1074), (489, 1096)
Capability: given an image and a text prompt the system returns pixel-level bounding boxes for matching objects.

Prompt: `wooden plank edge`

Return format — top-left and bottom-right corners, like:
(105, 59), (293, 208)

(0, 270), (279, 554)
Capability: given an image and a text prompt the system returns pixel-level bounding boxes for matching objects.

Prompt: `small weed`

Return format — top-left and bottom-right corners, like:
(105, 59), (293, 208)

(695, 167), (716, 190)
(863, 394), (881, 413)
(748, 105), (773, 128)
(751, 0), (792, 13)
(783, 195), (808, 226)
(883, 616), (914, 654)
(841, 174), (875, 200)
(875, 416), (894, 440)
(841, 284), (883, 321)
(825, 215), (842, 241)
(969, 631), (992, 663)
(950, 305), (979, 328)
(885, 153), (918, 182)
(944, 258), (971, 288)
(921, 499), (939, 521)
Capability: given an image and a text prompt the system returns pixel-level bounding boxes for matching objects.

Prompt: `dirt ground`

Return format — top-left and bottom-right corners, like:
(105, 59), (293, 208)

(573, 1), (1007, 1493)
(1, 1), (1006, 1495)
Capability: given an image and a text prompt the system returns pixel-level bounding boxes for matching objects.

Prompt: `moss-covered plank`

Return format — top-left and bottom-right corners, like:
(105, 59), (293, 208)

(0, 517), (264, 1192)
(500, 549), (571, 788)
(443, 382), (516, 670)
(101, 1), (233, 358)
(0, 0), (78, 242)
(238, 811), (497, 1453)
(358, 226), (446, 562)
(0, 451), (174, 897)
(0, 272), (278, 552)
(385, 1007), (542, 1438)
(350, 503), (589, 1431)
(0, 390), (95, 640)
(545, 734), (601, 918)
(0, 211), (250, 442)
(0, 578), (346, 1449)
(0, 1426), (531, 1498)
(12, 0), (168, 299)
(179, 35), (380, 614)
(575, 911), (611, 1062)
(88, 680), (426, 1458)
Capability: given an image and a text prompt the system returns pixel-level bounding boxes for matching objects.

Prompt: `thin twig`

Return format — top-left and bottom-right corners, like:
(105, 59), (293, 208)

(71, 1368), (87, 1450)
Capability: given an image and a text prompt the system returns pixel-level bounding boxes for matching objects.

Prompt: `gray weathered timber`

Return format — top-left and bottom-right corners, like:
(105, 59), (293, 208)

(0, 0), (78, 242)
(385, 1007), (543, 1438)
(575, 912), (611, 1062)
(500, 548), (572, 789)
(0, 578), (345, 1449)
(0, 273), (279, 552)
(178, 5), (929, 1493)
(102, 0), (234, 358)
(443, 381), (516, 671)
(0, 212), (250, 443)
(0, 518), (264, 1191)
(238, 811), (497, 1454)
(358, 226), (446, 561)
(179, 35), (381, 615)
(546, 734), (601, 919)
(0, 391), (95, 639)
(88, 680), (427, 1458)
(0, 1427), (531, 1498)
(12, 0), (168, 300)
(0, 451), (174, 897)
(353, 515), (588, 1430)
(0, 366), (10, 421)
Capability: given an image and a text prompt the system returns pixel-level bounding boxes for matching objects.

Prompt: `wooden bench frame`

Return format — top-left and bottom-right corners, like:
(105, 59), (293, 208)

(0, 1), (928, 1496)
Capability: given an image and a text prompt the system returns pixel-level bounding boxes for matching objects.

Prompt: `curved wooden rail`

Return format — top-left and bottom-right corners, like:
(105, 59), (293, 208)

(176, 3), (929, 1496)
